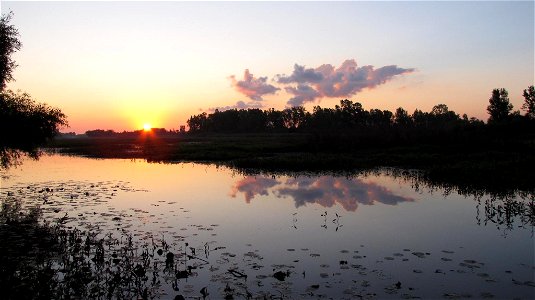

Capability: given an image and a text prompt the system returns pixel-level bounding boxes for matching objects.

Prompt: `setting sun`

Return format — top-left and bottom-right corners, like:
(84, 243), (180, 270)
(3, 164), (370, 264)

(143, 123), (152, 131)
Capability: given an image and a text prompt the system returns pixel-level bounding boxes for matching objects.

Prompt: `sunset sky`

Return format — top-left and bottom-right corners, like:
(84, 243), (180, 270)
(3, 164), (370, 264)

(2, 1), (533, 133)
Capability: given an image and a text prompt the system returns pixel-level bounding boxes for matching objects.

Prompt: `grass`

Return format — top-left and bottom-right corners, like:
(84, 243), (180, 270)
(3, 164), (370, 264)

(0, 197), (193, 300)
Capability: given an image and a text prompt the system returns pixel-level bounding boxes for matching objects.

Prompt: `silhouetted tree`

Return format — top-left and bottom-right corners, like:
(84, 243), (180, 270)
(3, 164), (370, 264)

(266, 108), (285, 131)
(283, 106), (307, 130)
(240, 108), (267, 132)
(1, 90), (68, 168)
(431, 104), (449, 115)
(367, 109), (393, 127)
(0, 13), (67, 168)
(430, 104), (460, 125)
(487, 88), (513, 123)
(522, 85), (535, 119)
(338, 99), (366, 126)
(412, 109), (428, 127)
(187, 112), (207, 132)
(0, 12), (22, 91)
(394, 107), (411, 126)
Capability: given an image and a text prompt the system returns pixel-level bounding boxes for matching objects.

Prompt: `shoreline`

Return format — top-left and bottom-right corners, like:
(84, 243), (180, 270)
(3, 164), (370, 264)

(47, 133), (535, 196)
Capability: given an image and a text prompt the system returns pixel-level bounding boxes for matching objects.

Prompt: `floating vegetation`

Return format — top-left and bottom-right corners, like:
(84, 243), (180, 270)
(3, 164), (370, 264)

(1, 166), (534, 299)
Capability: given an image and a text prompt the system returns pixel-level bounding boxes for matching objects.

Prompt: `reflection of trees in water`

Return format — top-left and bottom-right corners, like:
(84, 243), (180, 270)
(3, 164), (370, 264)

(382, 168), (535, 232)
(477, 195), (535, 232)
(231, 168), (535, 232)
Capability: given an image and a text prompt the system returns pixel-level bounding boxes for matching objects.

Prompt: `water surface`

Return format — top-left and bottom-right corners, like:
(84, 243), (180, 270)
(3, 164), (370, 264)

(1, 154), (533, 299)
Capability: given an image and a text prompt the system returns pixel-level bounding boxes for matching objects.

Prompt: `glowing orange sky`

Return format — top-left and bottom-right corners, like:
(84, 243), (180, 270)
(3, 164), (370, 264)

(2, 1), (533, 133)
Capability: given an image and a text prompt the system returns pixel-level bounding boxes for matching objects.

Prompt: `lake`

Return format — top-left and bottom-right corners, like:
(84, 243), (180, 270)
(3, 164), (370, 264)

(1, 154), (533, 299)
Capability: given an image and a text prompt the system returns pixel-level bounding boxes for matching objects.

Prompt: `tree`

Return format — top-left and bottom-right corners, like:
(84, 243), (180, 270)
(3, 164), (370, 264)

(266, 108), (285, 131)
(1, 12), (22, 91)
(1, 90), (68, 168)
(431, 104), (449, 115)
(0, 12), (67, 168)
(412, 109), (428, 127)
(282, 106), (307, 129)
(487, 88), (513, 123)
(430, 104), (460, 124)
(186, 112), (207, 132)
(394, 107), (411, 126)
(522, 85), (535, 119)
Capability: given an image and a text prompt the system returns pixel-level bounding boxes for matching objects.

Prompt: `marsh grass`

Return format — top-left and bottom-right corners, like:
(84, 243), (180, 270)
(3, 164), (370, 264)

(0, 197), (202, 300)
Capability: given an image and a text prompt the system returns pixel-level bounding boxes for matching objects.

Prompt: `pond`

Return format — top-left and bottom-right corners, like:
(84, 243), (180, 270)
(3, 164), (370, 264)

(1, 154), (533, 299)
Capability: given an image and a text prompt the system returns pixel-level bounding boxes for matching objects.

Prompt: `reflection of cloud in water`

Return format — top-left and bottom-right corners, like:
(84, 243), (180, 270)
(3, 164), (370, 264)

(279, 177), (415, 211)
(231, 176), (414, 211)
(230, 177), (279, 203)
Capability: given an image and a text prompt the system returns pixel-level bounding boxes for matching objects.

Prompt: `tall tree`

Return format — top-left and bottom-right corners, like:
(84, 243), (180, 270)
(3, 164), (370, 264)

(0, 12), (67, 168)
(522, 85), (535, 119)
(487, 88), (513, 123)
(394, 107), (411, 126)
(0, 12), (22, 91)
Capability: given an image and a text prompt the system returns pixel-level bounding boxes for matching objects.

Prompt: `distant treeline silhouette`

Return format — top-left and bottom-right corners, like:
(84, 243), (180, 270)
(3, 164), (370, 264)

(84, 128), (183, 138)
(188, 100), (482, 135)
(185, 86), (534, 148)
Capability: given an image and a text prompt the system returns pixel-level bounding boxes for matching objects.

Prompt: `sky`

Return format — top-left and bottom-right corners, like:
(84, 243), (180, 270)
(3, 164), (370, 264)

(2, 1), (533, 133)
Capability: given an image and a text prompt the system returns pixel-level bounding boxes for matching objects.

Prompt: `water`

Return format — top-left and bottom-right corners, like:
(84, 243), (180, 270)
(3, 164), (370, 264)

(1, 154), (533, 299)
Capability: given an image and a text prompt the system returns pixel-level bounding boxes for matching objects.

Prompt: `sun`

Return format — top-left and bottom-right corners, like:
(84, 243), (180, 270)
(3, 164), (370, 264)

(143, 123), (152, 131)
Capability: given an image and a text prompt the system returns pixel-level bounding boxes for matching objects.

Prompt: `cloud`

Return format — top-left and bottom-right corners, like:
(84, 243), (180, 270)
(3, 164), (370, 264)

(277, 64), (324, 84)
(229, 69), (280, 101)
(285, 84), (322, 106)
(208, 100), (263, 112)
(277, 59), (414, 106)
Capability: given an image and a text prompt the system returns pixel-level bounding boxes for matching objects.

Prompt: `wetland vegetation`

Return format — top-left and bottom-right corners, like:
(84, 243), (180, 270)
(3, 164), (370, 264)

(1, 159), (534, 299)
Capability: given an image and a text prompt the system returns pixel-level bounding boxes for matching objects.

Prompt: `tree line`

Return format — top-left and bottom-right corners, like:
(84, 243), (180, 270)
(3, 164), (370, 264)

(84, 128), (183, 137)
(187, 86), (534, 133)
(185, 86), (535, 151)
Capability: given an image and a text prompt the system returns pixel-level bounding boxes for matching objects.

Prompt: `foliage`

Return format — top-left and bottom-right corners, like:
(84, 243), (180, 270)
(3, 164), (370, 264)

(0, 12), (22, 91)
(522, 85), (535, 119)
(0, 12), (68, 169)
(487, 88), (513, 123)
(186, 99), (482, 148)
(0, 90), (68, 168)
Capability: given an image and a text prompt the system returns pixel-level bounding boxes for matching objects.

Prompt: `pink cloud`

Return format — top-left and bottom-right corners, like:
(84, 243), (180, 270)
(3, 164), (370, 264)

(277, 59), (414, 106)
(229, 69), (280, 101)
